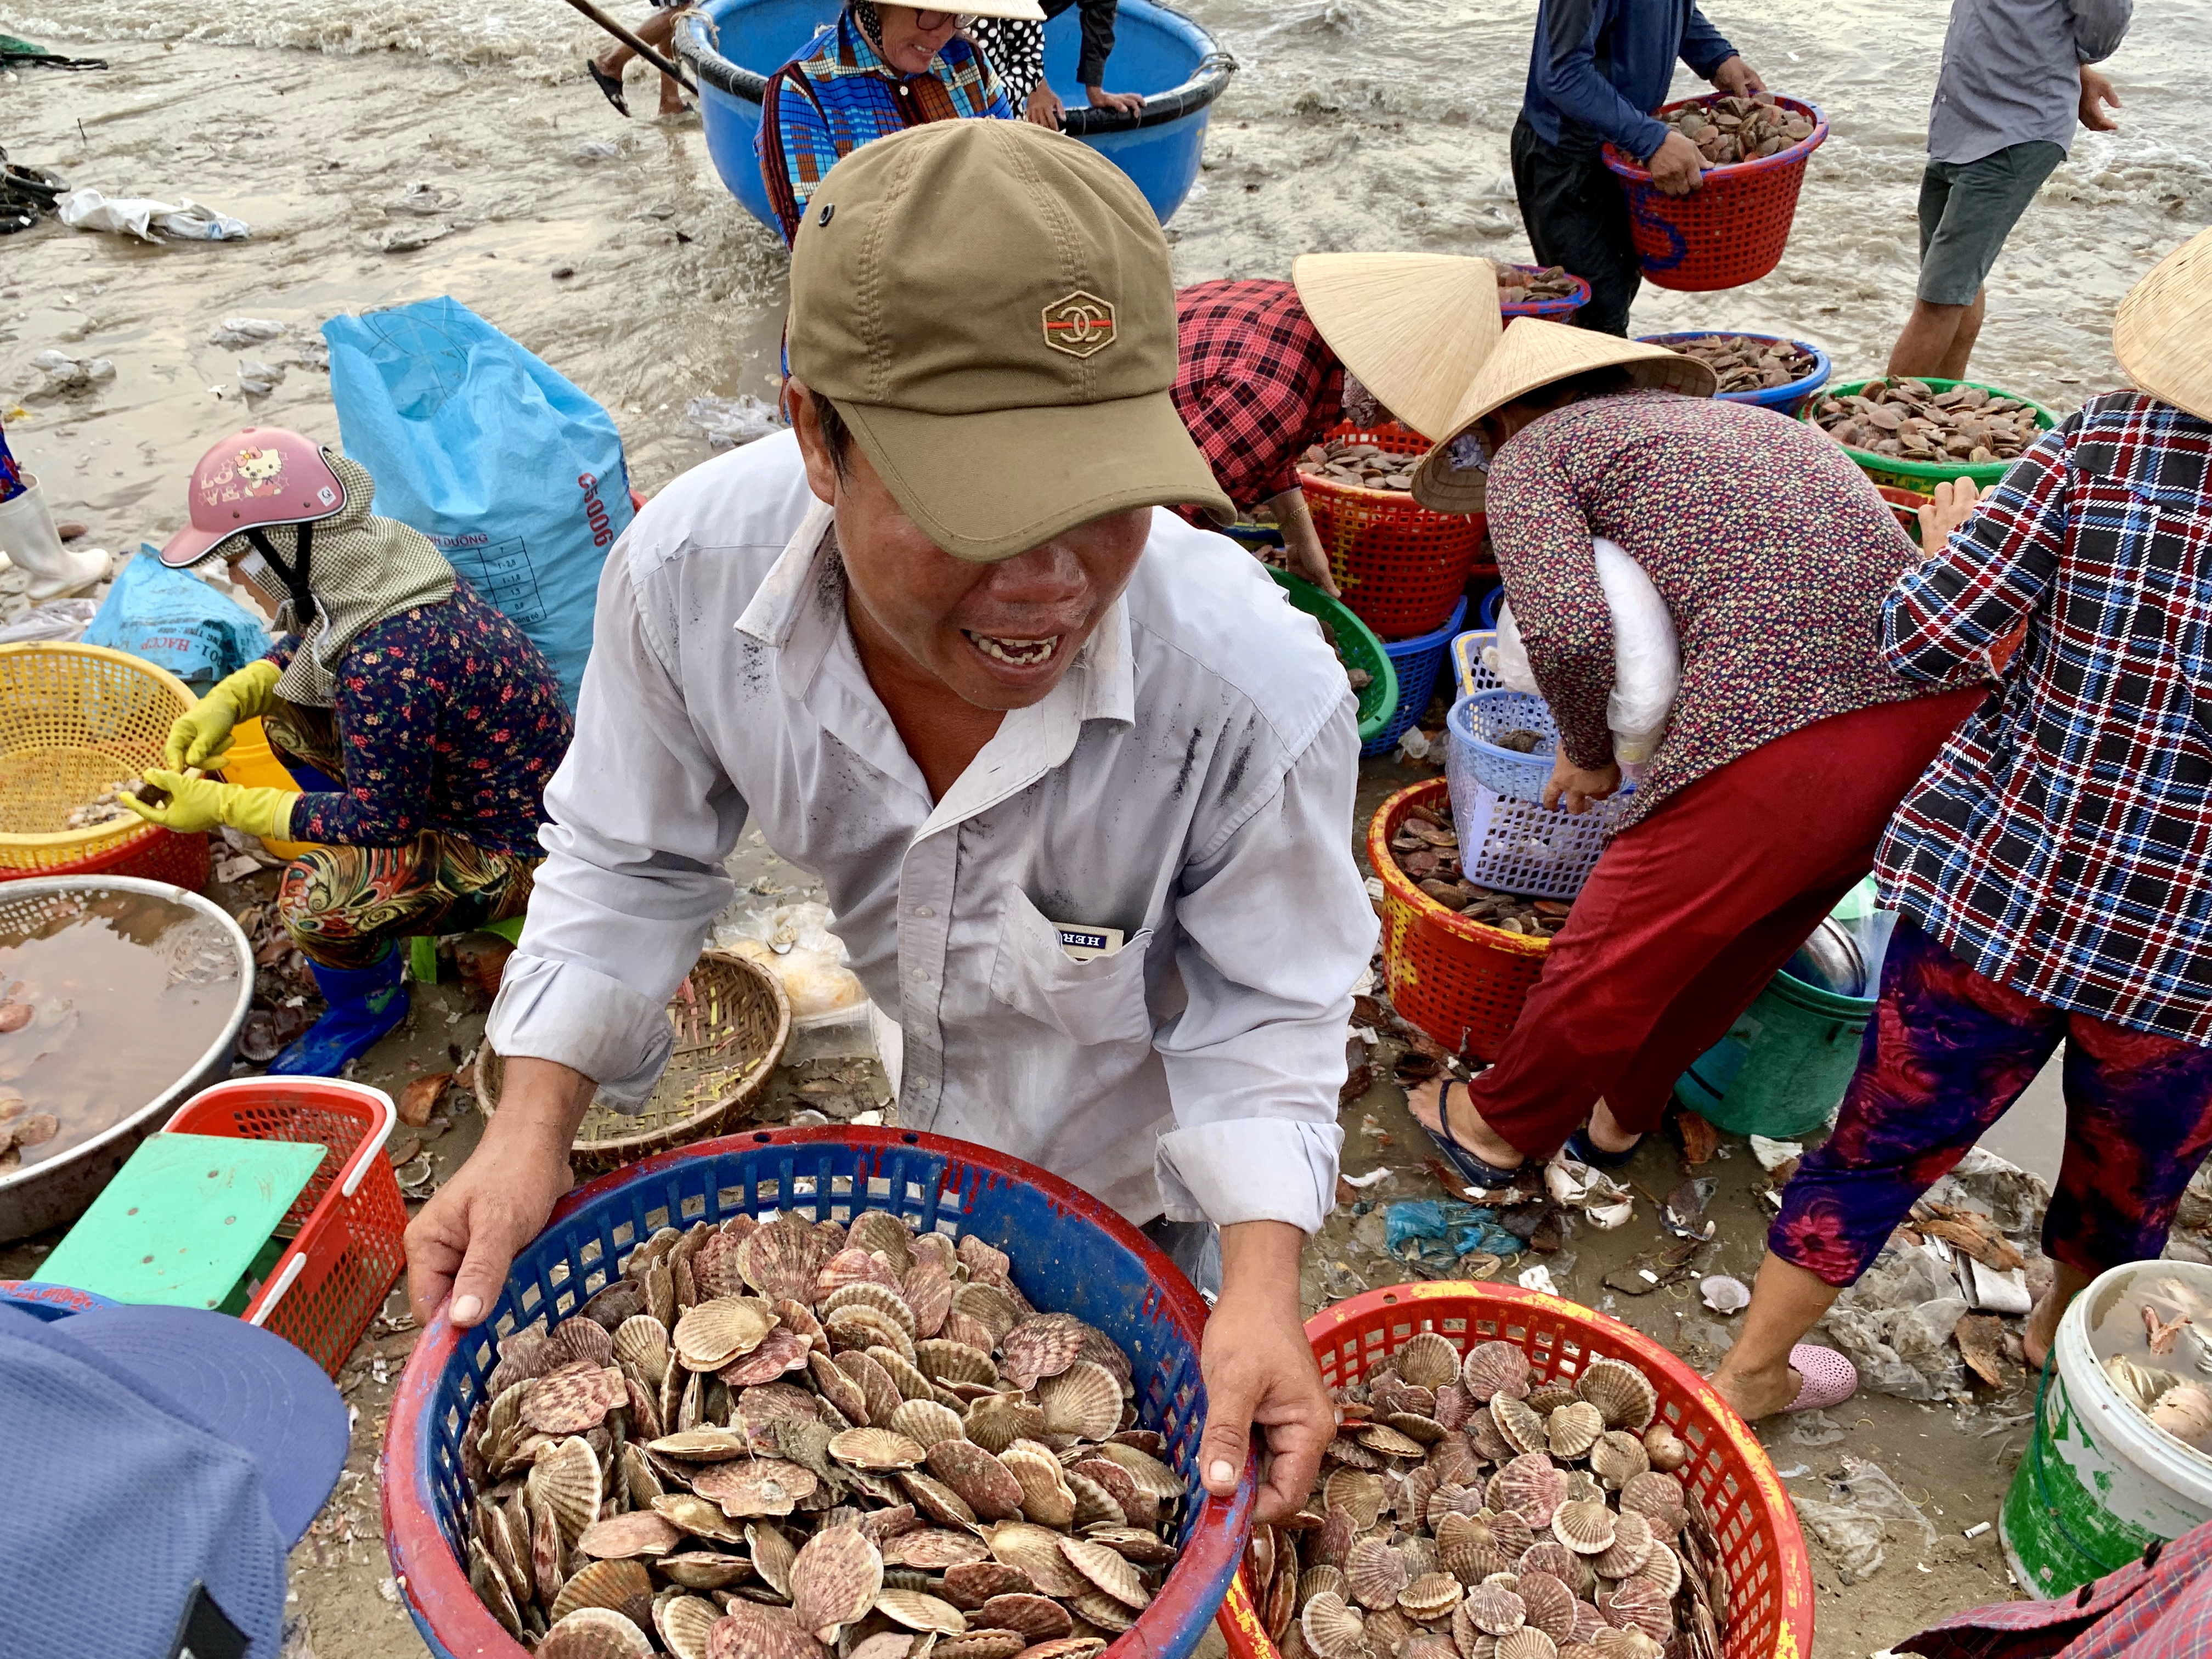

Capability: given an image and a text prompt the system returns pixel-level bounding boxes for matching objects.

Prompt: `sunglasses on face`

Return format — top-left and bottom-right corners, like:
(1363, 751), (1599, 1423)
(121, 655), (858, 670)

(912, 9), (978, 27)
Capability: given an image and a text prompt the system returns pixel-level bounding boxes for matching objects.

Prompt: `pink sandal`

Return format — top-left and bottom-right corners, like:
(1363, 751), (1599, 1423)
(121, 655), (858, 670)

(1784, 1344), (1858, 1413)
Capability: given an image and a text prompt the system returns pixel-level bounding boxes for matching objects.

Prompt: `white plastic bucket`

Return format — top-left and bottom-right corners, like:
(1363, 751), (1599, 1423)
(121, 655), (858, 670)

(2000, 1259), (2212, 1597)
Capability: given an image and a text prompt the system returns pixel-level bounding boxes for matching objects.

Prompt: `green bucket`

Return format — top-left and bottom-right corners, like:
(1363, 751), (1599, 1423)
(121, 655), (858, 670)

(1799, 376), (2058, 495)
(1673, 966), (1872, 1139)
(1268, 567), (1399, 747)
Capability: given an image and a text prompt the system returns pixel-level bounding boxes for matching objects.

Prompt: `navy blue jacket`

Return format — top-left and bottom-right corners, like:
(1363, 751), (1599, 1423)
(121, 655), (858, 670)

(1520, 0), (1738, 160)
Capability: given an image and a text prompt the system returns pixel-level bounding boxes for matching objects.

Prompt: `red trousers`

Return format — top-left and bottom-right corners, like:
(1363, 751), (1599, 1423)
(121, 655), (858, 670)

(1468, 685), (1986, 1159)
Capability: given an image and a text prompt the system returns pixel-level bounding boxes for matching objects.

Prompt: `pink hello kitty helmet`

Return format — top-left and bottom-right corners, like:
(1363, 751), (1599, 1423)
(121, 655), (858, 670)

(160, 426), (348, 568)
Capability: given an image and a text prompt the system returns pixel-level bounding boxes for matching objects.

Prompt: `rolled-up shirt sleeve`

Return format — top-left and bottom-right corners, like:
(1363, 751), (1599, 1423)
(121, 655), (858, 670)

(1152, 696), (1373, 1233)
(487, 534), (749, 1107)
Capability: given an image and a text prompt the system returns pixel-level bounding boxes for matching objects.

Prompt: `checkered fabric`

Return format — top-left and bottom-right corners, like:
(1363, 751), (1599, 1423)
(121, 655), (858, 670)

(1903, 1519), (2212, 1659)
(1878, 391), (2212, 1046)
(1171, 278), (1345, 513)
(757, 9), (1010, 246)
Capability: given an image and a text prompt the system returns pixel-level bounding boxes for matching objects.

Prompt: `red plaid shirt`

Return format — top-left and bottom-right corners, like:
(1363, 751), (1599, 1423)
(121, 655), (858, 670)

(1172, 279), (1344, 513)
(1905, 1517), (2212, 1659)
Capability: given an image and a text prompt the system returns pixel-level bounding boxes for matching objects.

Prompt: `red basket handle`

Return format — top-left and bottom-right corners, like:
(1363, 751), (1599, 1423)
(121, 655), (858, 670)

(251, 1082), (396, 1323)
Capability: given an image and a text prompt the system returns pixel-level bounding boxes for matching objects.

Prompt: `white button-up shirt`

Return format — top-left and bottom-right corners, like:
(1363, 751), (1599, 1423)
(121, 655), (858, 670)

(487, 433), (1375, 1233)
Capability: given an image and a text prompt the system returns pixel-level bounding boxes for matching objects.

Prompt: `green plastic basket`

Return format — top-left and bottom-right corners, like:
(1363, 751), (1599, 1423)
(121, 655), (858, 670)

(1269, 567), (1398, 746)
(1803, 376), (2058, 493)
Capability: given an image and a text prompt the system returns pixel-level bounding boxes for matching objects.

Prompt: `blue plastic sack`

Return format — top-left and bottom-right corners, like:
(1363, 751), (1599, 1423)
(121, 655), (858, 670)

(82, 548), (271, 686)
(1384, 1199), (1524, 1261)
(322, 297), (634, 708)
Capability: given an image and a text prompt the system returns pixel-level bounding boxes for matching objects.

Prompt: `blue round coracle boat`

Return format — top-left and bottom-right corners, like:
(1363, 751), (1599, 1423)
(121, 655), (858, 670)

(673, 0), (1234, 233)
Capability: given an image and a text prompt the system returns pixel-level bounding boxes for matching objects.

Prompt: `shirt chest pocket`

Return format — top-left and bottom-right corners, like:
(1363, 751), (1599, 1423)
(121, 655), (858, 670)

(988, 888), (1156, 1048)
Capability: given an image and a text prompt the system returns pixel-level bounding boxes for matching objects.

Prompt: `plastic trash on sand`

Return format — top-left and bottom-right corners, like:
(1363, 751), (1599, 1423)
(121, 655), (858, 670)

(1789, 1456), (1938, 1584)
(57, 187), (248, 241)
(713, 901), (870, 1028)
(1820, 1239), (1970, 1400)
(1384, 1199), (1523, 1261)
(685, 394), (784, 450)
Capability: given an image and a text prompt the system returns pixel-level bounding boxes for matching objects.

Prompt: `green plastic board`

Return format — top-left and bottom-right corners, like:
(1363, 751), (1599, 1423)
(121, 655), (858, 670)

(41, 1132), (326, 1310)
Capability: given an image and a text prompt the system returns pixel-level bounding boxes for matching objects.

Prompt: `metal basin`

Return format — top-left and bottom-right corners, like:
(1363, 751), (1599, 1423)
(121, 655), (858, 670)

(675, 0), (1234, 232)
(0, 876), (254, 1242)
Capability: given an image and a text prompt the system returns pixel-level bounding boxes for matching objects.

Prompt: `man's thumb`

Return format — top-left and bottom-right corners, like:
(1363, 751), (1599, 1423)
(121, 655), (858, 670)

(448, 1234), (516, 1329)
(1199, 1415), (1249, 1498)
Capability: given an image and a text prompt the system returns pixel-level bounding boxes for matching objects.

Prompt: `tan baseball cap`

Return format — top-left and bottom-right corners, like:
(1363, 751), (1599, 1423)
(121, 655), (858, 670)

(786, 119), (1232, 562)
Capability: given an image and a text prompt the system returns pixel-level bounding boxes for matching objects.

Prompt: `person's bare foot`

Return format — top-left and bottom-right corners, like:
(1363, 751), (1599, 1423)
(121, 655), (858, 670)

(1709, 1358), (1803, 1423)
(1407, 1076), (1524, 1170)
(2021, 1263), (2094, 1373)
(1583, 1096), (1638, 1157)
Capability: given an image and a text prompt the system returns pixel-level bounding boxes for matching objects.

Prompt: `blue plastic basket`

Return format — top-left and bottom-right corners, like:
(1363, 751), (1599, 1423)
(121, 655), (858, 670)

(1478, 584), (1505, 629)
(1455, 689), (1565, 802)
(385, 1126), (1255, 1659)
(1361, 595), (1469, 758)
(1636, 330), (1832, 416)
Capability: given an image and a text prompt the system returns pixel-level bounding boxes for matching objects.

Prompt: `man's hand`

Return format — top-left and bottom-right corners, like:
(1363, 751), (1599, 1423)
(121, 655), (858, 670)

(2079, 65), (2121, 132)
(1646, 131), (1707, 196)
(1197, 1221), (1334, 1523)
(1544, 751), (1621, 815)
(1915, 476), (1982, 555)
(404, 1058), (594, 1328)
(1711, 55), (1764, 97)
(1085, 85), (1146, 115)
(1023, 82), (1065, 128)
(1266, 487), (1341, 598)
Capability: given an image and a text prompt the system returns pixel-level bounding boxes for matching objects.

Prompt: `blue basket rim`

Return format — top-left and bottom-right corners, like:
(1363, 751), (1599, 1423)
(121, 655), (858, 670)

(1634, 330), (1832, 407)
(384, 1125), (1257, 1659)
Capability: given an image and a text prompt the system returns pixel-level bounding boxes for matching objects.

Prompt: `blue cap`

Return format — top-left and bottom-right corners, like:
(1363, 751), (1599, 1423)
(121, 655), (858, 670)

(0, 1297), (351, 1659)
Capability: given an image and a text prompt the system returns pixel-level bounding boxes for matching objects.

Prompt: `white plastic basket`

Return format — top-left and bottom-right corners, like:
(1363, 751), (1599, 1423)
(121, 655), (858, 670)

(1443, 700), (1629, 901)
(1452, 629), (1503, 701)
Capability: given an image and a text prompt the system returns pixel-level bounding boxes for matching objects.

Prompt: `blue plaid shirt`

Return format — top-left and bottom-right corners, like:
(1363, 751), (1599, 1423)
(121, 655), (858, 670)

(757, 10), (1010, 245)
(1877, 391), (2212, 1045)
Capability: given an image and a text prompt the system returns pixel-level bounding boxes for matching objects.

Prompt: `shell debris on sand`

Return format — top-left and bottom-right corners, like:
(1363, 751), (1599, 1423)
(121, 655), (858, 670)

(1255, 1336), (1725, 1659)
(1812, 377), (2042, 465)
(453, 1209), (1186, 1656)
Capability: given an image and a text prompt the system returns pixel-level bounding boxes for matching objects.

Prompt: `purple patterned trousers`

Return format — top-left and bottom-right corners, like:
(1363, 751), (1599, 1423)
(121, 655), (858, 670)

(1770, 917), (2212, 1288)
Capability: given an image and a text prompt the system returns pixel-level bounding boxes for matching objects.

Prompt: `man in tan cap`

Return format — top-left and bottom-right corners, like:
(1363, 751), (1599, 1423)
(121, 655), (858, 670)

(405, 118), (1374, 1520)
(1401, 318), (1984, 1213)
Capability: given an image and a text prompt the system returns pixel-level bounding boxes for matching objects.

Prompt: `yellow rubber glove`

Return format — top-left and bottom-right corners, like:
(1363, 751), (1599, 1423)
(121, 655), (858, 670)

(165, 658), (281, 771)
(122, 770), (298, 841)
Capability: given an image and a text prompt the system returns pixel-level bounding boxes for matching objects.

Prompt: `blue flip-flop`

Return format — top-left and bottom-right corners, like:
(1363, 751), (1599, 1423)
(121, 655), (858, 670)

(1423, 1078), (1526, 1191)
(1562, 1126), (1640, 1170)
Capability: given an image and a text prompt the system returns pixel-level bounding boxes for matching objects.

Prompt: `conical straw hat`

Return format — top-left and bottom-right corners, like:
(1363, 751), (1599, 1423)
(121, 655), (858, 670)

(1410, 318), (1718, 514)
(2115, 226), (2212, 424)
(1291, 253), (1504, 443)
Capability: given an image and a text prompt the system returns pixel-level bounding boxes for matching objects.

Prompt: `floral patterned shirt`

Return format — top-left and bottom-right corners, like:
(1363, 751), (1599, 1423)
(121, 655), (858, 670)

(1487, 389), (1942, 827)
(266, 578), (572, 856)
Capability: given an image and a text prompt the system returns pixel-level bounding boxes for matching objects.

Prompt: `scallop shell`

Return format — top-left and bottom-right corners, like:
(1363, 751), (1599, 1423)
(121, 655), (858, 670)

(1468, 1410), (1516, 1465)
(967, 1394), (1049, 1455)
(1300, 1591), (1367, 1659)
(1489, 1397), (1548, 1458)
(938, 1632), (1030, 1659)
(1487, 1511), (1537, 1561)
(651, 1425), (752, 1461)
(1001, 1313), (1089, 1389)
(1587, 1432), (1649, 1491)
(1596, 1579), (1671, 1641)
(1575, 1359), (1657, 1432)
(831, 1427), (929, 1470)
(828, 1306), (916, 1362)
(648, 1493), (745, 1547)
(1322, 1469), (1387, 1530)
(1494, 1454), (1568, 1528)
(719, 1326), (814, 1387)
(1356, 1421), (1429, 1460)
(743, 1521), (796, 1594)
(538, 1606), (655, 1659)
(798, 1351), (868, 1424)
(1545, 1402), (1605, 1460)
(737, 1214), (837, 1303)
(847, 1209), (914, 1272)
(674, 1297), (775, 1371)
(1463, 1583), (1526, 1637)
(1063, 1467), (1127, 1528)
(1072, 1589), (1139, 1634)
(904, 1259), (955, 1340)
(612, 1314), (673, 1385)
(1639, 1424), (1688, 1475)
(875, 1590), (970, 1634)
(1000, 1438), (1077, 1527)
(1493, 1630), (1559, 1659)
(655, 1594), (724, 1659)
(952, 1281), (1022, 1346)
(1299, 1565), (1349, 1611)
(986, 1522), (1095, 1598)
(1616, 1472), (1685, 1534)
(1039, 1361), (1123, 1440)
(1551, 1500), (1616, 1555)
(577, 1511), (681, 1560)
(706, 1602), (837, 1659)
(525, 1362), (628, 1435)
(847, 1635), (918, 1659)
(1346, 1537), (1410, 1610)
(1510, 1570), (1576, 1643)
(1057, 1535), (1151, 1609)
(692, 1455), (819, 1517)
(1093, 1440), (1184, 1502)
(1396, 1571), (1463, 1622)
(527, 1436), (603, 1544)
(1440, 1536), (1509, 1587)
(977, 1593), (1076, 1640)
(789, 1525), (885, 1639)
(1017, 1639), (1108, 1659)
(916, 1338), (1001, 1387)
(1393, 1331), (1463, 1391)
(550, 1558), (655, 1626)
(868, 1344), (939, 1402)
(1632, 1540), (1682, 1598)
(825, 1280), (919, 1336)
(1462, 1342), (1533, 1404)
(1071, 1457), (1143, 1524)
(1088, 1526), (1177, 1567)
(548, 1315), (617, 1370)
(1588, 1512), (1653, 1579)
(888, 1529), (994, 1571)
(690, 1231), (749, 1301)
(899, 1468), (981, 1527)
(1571, 1604), (1612, 1649)
(928, 1439), (1028, 1520)
(659, 1551), (752, 1591)
(883, 1396), (966, 1450)
(1526, 1385), (1578, 1417)
(837, 1349), (907, 1426)
(1514, 1543), (1587, 1595)
(944, 1560), (1037, 1606)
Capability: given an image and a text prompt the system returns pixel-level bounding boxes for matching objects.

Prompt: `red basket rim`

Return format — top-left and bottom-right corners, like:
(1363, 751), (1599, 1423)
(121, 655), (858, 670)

(1218, 1280), (1816, 1659)
(383, 1124), (1257, 1659)
(1369, 778), (1551, 957)
(1602, 94), (1827, 184)
(1298, 422), (1449, 506)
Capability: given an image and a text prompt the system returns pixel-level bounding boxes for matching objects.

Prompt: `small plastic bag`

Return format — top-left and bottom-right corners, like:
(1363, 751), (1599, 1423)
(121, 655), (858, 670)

(712, 900), (870, 1028)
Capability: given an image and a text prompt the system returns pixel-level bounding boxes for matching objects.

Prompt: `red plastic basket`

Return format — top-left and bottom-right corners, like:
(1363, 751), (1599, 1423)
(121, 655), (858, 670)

(165, 1076), (407, 1379)
(1301, 424), (1487, 640)
(0, 825), (210, 891)
(1370, 777), (1550, 1061)
(1216, 1282), (1815, 1659)
(1602, 95), (1828, 292)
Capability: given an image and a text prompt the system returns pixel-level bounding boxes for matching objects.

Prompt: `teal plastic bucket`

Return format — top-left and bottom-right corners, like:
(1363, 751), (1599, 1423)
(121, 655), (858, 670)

(1674, 966), (1873, 1139)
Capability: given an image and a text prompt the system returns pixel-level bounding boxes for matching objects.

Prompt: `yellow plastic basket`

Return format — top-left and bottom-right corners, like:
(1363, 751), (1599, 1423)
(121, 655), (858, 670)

(0, 643), (196, 871)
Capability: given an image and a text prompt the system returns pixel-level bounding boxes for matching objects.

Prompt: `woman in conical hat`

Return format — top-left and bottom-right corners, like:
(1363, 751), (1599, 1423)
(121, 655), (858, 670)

(1399, 319), (1985, 1274)
(1713, 227), (2212, 1421)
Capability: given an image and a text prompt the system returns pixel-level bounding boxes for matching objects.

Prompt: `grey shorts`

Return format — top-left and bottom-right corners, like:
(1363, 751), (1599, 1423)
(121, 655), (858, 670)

(1916, 140), (2065, 306)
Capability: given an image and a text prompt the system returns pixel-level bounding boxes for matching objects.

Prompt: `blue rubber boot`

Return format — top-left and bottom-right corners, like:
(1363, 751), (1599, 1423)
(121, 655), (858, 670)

(268, 949), (410, 1077)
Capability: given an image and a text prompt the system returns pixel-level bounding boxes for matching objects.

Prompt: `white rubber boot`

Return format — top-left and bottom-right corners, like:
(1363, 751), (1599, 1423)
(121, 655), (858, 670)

(0, 474), (109, 599)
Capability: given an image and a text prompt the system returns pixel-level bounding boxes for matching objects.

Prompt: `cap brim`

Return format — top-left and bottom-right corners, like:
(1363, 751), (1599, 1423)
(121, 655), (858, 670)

(159, 523), (239, 569)
(54, 1305), (350, 1544)
(839, 391), (1234, 562)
